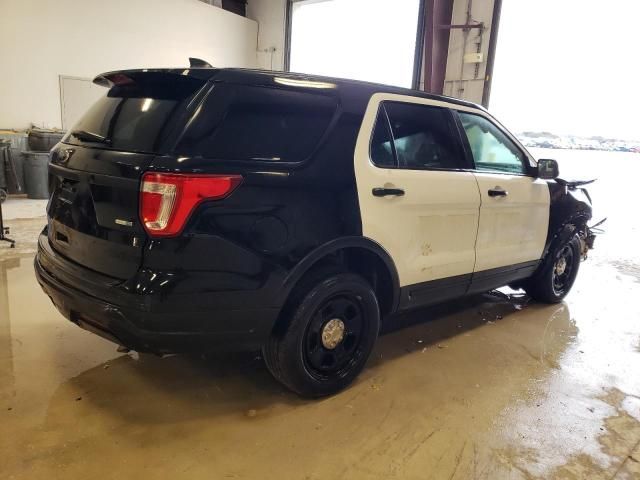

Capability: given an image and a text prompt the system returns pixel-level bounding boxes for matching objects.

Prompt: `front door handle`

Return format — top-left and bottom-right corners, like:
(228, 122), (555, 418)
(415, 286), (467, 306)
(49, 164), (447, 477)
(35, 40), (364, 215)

(372, 187), (405, 197)
(488, 188), (508, 197)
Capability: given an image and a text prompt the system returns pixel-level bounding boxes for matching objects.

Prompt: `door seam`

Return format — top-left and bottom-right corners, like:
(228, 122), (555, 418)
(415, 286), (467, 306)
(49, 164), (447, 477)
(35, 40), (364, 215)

(470, 172), (483, 288)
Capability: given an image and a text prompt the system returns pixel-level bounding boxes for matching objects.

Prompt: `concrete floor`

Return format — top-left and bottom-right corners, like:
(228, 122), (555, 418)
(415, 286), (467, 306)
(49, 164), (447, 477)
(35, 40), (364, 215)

(1, 197), (639, 479)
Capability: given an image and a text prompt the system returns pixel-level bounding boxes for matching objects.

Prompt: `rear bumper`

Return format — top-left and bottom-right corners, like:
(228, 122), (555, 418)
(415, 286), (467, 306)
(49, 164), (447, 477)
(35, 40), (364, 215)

(35, 233), (280, 354)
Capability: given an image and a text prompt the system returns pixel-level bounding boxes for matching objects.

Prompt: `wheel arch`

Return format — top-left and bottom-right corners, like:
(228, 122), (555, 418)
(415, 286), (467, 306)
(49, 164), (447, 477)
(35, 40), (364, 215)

(278, 236), (401, 317)
(542, 213), (590, 261)
(544, 181), (593, 261)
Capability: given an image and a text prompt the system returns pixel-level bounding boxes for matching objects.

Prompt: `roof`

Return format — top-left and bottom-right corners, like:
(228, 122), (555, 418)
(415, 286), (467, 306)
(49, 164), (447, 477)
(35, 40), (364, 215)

(93, 67), (485, 112)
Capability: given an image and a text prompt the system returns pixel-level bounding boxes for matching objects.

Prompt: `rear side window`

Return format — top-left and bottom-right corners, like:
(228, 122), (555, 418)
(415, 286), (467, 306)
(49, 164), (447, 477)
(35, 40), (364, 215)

(384, 102), (463, 170)
(176, 85), (338, 162)
(65, 73), (206, 153)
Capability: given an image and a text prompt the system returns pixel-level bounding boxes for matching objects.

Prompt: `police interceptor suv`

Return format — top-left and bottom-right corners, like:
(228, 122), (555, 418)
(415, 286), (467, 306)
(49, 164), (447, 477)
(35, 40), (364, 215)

(35, 67), (596, 397)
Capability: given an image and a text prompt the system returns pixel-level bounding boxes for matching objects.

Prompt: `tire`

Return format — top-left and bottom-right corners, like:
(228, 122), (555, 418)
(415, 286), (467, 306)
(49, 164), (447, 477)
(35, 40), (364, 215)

(263, 270), (380, 397)
(524, 234), (581, 303)
(0, 189), (7, 203)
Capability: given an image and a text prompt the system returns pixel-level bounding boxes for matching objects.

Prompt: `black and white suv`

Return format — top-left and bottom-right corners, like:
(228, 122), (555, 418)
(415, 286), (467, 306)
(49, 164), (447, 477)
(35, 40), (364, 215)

(35, 67), (596, 396)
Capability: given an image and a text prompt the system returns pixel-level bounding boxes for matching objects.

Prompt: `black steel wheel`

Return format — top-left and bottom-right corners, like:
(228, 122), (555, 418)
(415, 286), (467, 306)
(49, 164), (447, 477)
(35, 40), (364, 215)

(525, 234), (581, 303)
(303, 294), (368, 380)
(263, 269), (380, 397)
(551, 244), (575, 296)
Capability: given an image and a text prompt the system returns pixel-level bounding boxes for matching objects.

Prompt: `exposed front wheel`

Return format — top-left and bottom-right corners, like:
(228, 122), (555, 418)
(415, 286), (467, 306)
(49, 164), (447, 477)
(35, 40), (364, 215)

(263, 271), (380, 397)
(525, 234), (581, 303)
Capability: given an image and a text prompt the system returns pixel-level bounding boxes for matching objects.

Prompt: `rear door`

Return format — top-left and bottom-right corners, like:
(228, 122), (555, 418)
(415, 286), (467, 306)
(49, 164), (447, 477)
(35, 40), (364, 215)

(455, 111), (549, 280)
(354, 94), (481, 308)
(47, 72), (206, 279)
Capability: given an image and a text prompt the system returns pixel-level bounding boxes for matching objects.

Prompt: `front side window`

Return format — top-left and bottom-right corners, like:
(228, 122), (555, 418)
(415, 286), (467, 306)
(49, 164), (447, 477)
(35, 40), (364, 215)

(458, 112), (526, 174)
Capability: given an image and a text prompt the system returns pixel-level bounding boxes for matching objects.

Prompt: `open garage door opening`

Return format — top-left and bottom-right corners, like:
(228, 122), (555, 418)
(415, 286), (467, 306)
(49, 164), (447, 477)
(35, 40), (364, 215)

(288, 0), (422, 88)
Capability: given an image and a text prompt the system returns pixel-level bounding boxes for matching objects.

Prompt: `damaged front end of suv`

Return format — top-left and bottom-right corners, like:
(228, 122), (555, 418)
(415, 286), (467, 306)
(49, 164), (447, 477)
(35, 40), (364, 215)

(547, 176), (604, 262)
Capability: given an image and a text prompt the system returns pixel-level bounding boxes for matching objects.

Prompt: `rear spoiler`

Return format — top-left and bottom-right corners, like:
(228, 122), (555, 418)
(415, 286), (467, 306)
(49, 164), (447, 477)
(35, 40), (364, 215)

(93, 65), (217, 88)
(93, 72), (136, 88)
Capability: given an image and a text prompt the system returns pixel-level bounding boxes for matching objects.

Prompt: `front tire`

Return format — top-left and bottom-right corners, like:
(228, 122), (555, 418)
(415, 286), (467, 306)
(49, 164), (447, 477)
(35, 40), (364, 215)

(525, 234), (581, 303)
(263, 271), (380, 397)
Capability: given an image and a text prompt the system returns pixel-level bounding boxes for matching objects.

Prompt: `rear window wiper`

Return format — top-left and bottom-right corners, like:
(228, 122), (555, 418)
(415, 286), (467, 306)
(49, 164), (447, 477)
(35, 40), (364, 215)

(70, 130), (111, 144)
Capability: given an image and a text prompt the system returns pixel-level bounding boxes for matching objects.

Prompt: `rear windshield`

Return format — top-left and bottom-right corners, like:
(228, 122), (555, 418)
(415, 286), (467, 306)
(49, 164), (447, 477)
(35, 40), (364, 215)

(64, 73), (206, 153)
(175, 85), (338, 162)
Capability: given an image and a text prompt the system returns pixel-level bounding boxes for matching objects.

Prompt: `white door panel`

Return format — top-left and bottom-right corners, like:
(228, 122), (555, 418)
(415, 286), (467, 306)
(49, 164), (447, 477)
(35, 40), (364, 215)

(358, 169), (480, 286)
(455, 109), (550, 273)
(354, 93), (481, 287)
(473, 174), (549, 271)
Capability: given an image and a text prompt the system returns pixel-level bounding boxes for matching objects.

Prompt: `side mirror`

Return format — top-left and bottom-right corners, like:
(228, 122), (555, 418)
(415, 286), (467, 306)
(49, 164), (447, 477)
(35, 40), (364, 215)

(537, 159), (559, 179)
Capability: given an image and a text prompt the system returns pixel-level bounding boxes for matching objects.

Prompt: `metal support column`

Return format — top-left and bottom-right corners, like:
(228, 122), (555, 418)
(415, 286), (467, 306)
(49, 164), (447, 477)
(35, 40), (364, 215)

(421, 0), (455, 95)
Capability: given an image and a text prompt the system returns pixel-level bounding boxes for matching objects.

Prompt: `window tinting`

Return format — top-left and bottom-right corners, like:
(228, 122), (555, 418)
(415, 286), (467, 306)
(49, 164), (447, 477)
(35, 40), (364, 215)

(65, 74), (205, 153)
(177, 85), (337, 162)
(458, 112), (526, 174)
(384, 102), (463, 170)
(370, 107), (395, 167)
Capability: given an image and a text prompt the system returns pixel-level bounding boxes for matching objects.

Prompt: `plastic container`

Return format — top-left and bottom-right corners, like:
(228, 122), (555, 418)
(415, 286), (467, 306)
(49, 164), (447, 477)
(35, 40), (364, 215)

(0, 131), (27, 193)
(23, 151), (50, 199)
(0, 142), (9, 190)
(0, 130), (28, 152)
(28, 129), (65, 152)
(7, 151), (24, 194)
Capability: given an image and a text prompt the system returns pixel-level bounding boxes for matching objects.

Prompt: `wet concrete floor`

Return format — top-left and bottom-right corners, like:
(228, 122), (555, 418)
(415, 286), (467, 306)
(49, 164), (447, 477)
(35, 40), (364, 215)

(1, 248), (639, 479)
(1, 185), (640, 478)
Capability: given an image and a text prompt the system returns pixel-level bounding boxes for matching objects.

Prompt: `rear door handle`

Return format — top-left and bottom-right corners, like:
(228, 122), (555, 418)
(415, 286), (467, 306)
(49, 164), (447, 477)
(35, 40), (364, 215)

(372, 187), (405, 197)
(488, 188), (508, 197)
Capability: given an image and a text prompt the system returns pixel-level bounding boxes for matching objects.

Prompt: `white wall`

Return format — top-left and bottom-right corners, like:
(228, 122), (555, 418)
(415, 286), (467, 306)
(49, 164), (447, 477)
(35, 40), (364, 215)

(246, 0), (287, 71)
(0, 0), (258, 130)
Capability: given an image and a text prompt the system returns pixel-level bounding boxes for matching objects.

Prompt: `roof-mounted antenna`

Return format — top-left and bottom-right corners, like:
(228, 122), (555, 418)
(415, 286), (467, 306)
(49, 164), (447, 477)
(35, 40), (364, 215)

(189, 57), (213, 68)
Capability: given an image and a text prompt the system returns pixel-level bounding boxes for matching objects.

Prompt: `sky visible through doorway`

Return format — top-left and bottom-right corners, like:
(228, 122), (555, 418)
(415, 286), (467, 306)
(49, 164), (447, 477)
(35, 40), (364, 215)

(289, 0), (639, 141)
(491, 0), (640, 141)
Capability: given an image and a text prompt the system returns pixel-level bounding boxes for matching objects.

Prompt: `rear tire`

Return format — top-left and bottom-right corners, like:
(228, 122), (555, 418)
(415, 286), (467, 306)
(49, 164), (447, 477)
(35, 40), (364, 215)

(263, 270), (380, 397)
(525, 234), (581, 303)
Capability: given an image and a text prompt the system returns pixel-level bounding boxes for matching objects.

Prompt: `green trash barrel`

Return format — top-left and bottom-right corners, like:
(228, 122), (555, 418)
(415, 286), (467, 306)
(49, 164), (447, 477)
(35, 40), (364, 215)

(23, 151), (50, 199)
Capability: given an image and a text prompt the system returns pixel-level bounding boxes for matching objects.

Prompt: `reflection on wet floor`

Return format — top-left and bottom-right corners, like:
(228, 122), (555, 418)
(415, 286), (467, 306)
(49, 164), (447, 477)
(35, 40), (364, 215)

(1, 252), (639, 479)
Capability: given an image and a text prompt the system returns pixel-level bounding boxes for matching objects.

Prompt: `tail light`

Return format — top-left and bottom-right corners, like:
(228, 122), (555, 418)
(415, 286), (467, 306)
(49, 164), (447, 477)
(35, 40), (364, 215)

(140, 172), (242, 237)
